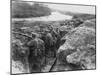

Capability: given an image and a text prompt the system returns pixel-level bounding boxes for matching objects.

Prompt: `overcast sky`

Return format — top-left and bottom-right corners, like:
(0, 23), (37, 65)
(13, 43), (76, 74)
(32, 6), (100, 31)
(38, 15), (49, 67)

(19, 0), (96, 14)
(45, 3), (95, 14)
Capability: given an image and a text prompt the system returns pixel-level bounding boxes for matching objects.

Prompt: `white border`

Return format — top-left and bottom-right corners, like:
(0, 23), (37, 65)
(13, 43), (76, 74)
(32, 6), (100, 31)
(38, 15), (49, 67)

(0, 0), (99, 75)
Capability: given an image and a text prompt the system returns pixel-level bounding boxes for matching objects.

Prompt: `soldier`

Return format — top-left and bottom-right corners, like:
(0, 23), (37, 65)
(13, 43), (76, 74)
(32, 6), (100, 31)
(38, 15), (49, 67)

(45, 28), (57, 57)
(27, 32), (45, 72)
(51, 28), (61, 52)
(44, 32), (54, 56)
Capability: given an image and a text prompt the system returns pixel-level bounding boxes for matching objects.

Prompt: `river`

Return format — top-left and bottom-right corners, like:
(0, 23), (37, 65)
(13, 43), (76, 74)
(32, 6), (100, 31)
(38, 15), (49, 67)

(12, 12), (73, 22)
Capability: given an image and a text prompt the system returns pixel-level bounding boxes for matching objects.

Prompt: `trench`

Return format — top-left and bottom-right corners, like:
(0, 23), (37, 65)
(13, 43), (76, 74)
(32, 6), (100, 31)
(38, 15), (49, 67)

(40, 31), (69, 72)
(12, 28), (71, 73)
(41, 30), (83, 72)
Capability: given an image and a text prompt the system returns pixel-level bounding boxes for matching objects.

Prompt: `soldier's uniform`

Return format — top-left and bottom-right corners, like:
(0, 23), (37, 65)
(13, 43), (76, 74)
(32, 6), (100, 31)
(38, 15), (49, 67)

(27, 37), (45, 72)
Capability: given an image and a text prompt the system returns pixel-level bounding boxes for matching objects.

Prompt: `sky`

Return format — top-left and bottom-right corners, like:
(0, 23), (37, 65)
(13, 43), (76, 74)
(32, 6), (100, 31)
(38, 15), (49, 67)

(45, 3), (95, 14)
(16, 0), (96, 14)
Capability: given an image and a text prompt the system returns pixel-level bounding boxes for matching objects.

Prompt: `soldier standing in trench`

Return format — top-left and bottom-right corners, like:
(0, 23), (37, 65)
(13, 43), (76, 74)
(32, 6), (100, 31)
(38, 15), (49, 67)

(50, 27), (61, 57)
(27, 32), (45, 73)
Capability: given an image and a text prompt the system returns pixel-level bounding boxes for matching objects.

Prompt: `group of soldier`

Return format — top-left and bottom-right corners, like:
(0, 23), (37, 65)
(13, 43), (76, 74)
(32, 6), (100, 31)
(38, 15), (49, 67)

(12, 25), (61, 73)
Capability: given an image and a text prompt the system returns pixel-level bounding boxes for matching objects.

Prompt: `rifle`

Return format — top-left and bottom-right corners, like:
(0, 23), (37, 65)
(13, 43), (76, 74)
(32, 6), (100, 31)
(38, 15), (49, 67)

(49, 50), (58, 72)
(49, 57), (57, 72)
(12, 31), (33, 39)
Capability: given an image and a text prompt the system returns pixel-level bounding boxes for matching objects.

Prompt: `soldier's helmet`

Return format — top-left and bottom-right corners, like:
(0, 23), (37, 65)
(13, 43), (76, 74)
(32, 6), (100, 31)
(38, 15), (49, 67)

(31, 32), (40, 38)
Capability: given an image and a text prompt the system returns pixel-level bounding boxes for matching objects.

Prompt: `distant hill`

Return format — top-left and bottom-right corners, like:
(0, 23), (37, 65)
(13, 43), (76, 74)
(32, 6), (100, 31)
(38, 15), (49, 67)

(12, 1), (51, 18)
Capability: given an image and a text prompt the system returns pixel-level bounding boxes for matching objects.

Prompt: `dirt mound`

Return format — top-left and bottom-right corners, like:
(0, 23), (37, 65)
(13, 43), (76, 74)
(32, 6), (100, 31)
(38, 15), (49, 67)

(57, 26), (96, 69)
